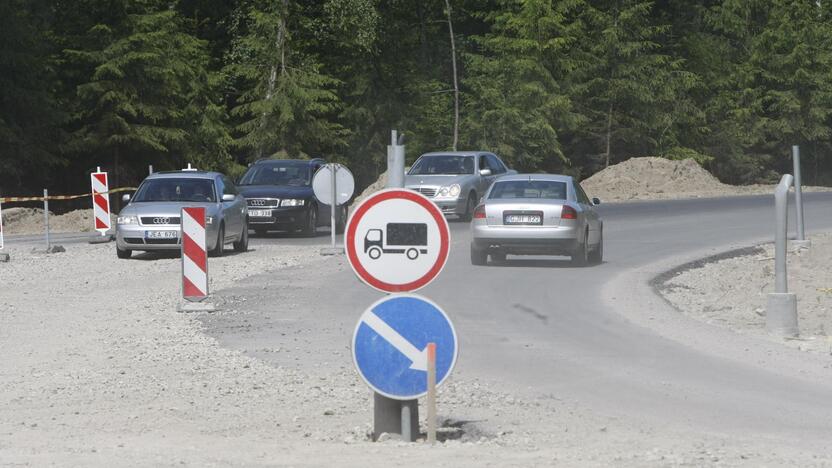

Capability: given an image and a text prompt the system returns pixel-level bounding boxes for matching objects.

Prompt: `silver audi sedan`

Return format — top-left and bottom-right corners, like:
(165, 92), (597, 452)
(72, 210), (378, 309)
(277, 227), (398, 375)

(115, 171), (249, 259)
(470, 174), (603, 266)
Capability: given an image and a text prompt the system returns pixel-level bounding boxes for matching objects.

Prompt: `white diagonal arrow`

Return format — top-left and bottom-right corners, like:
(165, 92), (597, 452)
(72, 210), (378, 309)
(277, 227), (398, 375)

(362, 310), (428, 372)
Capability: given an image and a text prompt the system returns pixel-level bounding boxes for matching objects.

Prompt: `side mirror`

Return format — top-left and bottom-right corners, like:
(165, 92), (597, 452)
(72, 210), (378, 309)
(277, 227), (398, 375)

(122, 194), (131, 202)
(592, 197), (601, 205)
(479, 168), (492, 177)
(222, 193), (236, 202)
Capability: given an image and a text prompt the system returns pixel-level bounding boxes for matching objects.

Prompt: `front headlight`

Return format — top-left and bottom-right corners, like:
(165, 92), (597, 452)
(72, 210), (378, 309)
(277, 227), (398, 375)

(439, 184), (461, 198)
(281, 199), (305, 207)
(117, 215), (137, 225)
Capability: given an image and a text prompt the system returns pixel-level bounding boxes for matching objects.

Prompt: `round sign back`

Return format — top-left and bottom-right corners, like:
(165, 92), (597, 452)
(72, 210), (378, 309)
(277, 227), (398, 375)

(345, 189), (450, 293)
(312, 163), (355, 206)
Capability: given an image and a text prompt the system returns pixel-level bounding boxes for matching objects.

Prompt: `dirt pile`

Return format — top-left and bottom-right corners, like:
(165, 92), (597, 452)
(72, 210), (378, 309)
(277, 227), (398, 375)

(1, 207), (114, 235)
(354, 171), (387, 203)
(581, 157), (730, 201)
(581, 156), (830, 202)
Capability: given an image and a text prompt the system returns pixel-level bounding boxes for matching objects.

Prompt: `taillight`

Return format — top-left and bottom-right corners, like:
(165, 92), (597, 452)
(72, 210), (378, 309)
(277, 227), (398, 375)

(473, 205), (486, 219)
(561, 205), (577, 220)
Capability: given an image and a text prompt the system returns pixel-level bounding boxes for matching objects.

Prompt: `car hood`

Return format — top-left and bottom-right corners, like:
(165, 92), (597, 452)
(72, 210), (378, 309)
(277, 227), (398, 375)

(404, 174), (472, 186)
(237, 185), (313, 199)
(119, 201), (220, 217)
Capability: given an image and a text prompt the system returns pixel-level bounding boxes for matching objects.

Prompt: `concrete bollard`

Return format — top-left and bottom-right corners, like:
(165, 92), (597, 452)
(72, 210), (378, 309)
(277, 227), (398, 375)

(791, 146), (810, 249)
(766, 174), (799, 337)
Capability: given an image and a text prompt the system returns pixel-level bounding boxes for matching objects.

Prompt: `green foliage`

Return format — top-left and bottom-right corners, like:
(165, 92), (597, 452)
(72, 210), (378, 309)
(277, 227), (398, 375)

(2, 0), (832, 195)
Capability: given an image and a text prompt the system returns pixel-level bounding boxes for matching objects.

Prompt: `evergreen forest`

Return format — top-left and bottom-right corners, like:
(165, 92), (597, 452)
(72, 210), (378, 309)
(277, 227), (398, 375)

(3, 0), (832, 197)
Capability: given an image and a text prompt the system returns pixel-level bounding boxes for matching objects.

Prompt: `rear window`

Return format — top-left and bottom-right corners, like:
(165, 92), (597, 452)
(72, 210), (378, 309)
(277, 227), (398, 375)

(488, 180), (567, 200)
(133, 178), (216, 203)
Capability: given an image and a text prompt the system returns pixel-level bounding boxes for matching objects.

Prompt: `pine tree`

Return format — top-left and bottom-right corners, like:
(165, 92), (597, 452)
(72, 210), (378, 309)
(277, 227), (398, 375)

(68, 4), (226, 183)
(463, 0), (584, 172)
(225, 0), (347, 161)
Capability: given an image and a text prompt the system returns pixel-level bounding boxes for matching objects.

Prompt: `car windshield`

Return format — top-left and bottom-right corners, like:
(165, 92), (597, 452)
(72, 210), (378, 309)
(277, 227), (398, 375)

(239, 164), (311, 186)
(408, 156), (474, 175)
(489, 180), (568, 200)
(132, 178), (216, 203)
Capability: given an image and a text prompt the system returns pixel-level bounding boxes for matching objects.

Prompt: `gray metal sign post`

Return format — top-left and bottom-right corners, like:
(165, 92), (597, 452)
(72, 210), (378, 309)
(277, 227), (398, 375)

(372, 129), (419, 442)
(43, 189), (50, 251)
(313, 163), (354, 256)
(766, 174), (799, 337)
(791, 146), (809, 247)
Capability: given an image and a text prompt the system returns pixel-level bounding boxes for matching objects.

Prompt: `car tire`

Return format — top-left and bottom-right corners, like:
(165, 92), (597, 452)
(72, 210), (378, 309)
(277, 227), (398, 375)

(589, 229), (603, 265)
(470, 244), (487, 266)
(303, 206), (317, 237)
(233, 222), (249, 253)
(571, 230), (589, 267)
(460, 194), (476, 222)
(116, 246), (132, 259)
(210, 224), (225, 257)
(491, 252), (506, 264)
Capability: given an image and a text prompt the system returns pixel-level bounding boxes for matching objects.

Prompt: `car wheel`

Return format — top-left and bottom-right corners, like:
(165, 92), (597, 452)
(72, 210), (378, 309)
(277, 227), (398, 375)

(335, 206), (347, 234)
(589, 229), (603, 265)
(303, 206), (317, 237)
(460, 194), (476, 222)
(210, 224), (225, 257)
(470, 244), (487, 266)
(116, 246), (132, 259)
(491, 252), (506, 264)
(233, 222), (249, 253)
(571, 230), (589, 267)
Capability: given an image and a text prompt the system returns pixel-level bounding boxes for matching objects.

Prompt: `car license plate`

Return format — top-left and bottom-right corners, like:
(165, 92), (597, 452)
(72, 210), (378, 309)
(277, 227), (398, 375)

(145, 230), (178, 239)
(249, 209), (272, 217)
(504, 214), (542, 225)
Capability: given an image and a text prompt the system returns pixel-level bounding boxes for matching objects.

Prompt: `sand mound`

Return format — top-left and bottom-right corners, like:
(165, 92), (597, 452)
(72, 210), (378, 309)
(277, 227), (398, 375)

(354, 172), (388, 204)
(1, 207), (115, 235)
(581, 157), (731, 202)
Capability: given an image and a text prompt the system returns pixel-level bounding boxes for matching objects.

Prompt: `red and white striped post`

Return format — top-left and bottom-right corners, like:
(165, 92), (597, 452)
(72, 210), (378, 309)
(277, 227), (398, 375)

(90, 168), (111, 235)
(179, 207), (214, 311)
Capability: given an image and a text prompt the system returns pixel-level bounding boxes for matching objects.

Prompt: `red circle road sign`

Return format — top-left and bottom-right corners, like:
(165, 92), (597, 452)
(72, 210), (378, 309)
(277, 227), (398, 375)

(346, 189), (450, 293)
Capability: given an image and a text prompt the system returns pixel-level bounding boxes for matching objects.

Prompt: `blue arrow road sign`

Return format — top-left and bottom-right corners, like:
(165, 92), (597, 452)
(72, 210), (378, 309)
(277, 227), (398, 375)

(352, 294), (458, 400)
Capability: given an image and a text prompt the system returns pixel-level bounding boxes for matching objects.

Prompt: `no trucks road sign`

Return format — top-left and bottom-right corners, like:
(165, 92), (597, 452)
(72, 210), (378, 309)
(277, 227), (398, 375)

(345, 189), (450, 293)
(352, 294), (458, 400)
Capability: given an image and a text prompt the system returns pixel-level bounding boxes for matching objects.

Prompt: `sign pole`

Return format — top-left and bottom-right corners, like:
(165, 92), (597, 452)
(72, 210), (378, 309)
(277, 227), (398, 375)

(427, 342), (437, 444)
(331, 164), (337, 249)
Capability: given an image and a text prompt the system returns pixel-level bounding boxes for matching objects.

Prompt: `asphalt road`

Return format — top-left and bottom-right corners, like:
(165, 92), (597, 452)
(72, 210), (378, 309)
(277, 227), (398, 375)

(199, 191), (832, 449)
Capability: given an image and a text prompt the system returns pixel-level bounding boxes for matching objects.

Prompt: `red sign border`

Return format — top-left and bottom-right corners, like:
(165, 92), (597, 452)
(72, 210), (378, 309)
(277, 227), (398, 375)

(346, 189), (450, 293)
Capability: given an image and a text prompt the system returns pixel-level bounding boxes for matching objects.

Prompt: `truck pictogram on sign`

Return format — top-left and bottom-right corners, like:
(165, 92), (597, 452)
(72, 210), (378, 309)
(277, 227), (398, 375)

(364, 223), (428, 260)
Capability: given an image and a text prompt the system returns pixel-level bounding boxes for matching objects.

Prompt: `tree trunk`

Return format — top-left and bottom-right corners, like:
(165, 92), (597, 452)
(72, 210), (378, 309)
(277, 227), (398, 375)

(258, 0), (288, 159)
(444, 0), (459, 151)
(604, 103), (613, 168)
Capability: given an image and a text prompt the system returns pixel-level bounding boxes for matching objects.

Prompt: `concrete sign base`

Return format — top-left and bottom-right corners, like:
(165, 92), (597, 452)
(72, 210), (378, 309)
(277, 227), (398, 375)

(177, 301), (216, 313)
(766, 292), (798, 337)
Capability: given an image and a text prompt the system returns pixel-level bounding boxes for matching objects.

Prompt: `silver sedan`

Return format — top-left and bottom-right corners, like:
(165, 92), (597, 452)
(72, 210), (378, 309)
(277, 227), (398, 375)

(115, 171), (249, 259)
(470, 174), (603, 266)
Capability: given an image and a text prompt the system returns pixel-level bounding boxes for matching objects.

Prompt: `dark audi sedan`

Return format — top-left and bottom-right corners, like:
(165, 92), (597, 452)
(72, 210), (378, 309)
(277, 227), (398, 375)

(237, 158), (348, 236)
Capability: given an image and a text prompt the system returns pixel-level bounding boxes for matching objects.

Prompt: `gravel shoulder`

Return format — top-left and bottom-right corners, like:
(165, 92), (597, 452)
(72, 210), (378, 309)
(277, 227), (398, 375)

(656, 233), (832, 355)
(3, 241), (828, 465)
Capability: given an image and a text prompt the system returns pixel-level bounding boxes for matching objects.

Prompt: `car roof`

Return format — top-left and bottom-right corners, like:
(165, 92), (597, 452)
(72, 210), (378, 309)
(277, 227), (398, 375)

(251, 158), (325, 165)
(418, 151), (490, 157)
(146, 170), (221, 180)
(494, 173), (573, 183)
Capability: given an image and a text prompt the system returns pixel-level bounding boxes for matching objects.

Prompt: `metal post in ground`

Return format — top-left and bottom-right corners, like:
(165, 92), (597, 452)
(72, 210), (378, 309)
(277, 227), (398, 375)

(426, 342), (437, 444)
(766, 174), (798, 337)
(792, 145), (810, 248)
(44, 189), (50, 251)
(373, 129), (419, 442)
(331, 164), (337, 250)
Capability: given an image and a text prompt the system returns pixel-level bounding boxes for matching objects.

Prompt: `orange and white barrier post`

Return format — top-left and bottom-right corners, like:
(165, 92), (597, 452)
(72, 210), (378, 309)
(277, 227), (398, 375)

(90, 168), (111, 235)
(179, 207), (214, 311)
(426, 342), (437, 444)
